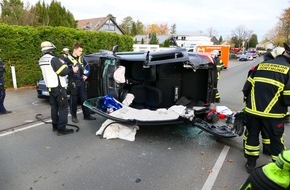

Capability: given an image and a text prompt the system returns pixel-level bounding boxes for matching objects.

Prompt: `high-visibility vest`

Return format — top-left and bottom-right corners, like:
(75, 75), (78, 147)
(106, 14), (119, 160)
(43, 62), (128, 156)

(39, 54), (67, 88)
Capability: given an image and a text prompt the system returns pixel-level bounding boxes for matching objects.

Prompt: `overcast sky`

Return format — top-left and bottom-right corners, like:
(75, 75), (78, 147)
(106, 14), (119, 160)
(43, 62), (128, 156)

(24, 0), (289, 41)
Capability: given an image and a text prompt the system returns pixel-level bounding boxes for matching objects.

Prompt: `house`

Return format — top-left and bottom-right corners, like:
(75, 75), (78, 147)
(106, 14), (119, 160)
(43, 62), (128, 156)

(256, 41), (274, 50)
(134, 33), (215, 48)
(77, 17), (124, 35)
(134, 34), (172, 44)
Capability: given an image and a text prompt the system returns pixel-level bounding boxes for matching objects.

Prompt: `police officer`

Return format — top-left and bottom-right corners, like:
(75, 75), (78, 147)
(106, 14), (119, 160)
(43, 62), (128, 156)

(39, 41), (73, 135)
(66, 43), (96, 123)
(240, 150), (290, 190)
(0, 57), (11, 114)
(242, 43), (290, 173)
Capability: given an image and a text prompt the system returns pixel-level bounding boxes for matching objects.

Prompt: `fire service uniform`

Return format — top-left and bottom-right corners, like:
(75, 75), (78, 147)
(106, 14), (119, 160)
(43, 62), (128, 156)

(242, 53), (290, 173)
(39, 41), (73, 135)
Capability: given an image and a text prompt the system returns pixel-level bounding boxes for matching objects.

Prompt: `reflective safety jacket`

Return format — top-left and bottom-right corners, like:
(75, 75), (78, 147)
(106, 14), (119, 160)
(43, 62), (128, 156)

(240, 164), (290, 190)
(263, 163), (290, 189)
(243, 55), (290, 118)
(39, 53), (69, 88)
(66, 54), (90, 81)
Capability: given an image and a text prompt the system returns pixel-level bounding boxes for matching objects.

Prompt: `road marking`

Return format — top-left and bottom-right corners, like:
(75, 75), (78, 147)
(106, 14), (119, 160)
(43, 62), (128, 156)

(0, 110), (82, 138)
(201, 145), (230, 190)
(32, 101), (39, 105)
(0, 122), (46, 138)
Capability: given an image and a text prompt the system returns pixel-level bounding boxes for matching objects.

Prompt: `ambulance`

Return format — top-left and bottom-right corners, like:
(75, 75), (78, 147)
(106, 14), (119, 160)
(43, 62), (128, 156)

(195, 45), (230, 69)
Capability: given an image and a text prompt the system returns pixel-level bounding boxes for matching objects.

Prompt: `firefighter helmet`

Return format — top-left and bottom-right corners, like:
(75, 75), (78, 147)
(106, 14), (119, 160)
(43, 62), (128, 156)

(271, 47), (285, 58)
(62, 47), (69, 52)
(275, 150), (290, 170)
(41, 41), (56, 52)
(210, 50), (219, 57)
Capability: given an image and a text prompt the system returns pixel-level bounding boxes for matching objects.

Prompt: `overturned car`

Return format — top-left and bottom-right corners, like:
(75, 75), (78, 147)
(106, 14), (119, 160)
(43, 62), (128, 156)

(84, 47), (236, 138)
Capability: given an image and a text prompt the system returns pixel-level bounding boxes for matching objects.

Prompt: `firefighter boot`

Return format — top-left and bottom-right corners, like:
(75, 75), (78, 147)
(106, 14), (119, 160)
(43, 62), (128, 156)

(245, 158), (256, 174)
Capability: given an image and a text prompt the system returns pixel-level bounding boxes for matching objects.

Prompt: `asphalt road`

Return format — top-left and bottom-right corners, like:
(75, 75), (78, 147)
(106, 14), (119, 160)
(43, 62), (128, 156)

(1, 57), (289, 190)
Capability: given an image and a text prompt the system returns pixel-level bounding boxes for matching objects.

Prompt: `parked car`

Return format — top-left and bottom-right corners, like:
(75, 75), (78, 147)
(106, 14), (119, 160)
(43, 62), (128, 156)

(82, 46), (236, 138)
(247, 50), (258, 58)
(238, 54), (253, 61)
(36, 79), (49, 99)
(36, 78), (69, 99)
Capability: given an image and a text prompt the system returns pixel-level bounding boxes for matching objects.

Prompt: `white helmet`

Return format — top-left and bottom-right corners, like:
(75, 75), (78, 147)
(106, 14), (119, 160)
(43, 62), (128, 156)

(271, 46), (285, 58)
(41, 41), (56, 51)
(63, 47), (69, 52)
(210, 50), (219, 57)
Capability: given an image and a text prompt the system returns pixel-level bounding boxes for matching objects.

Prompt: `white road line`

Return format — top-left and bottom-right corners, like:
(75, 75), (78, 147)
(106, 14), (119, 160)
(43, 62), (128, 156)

(0, 110), (82, 138)
(0, 121), (46, 138)
(201, 145), (230, 190)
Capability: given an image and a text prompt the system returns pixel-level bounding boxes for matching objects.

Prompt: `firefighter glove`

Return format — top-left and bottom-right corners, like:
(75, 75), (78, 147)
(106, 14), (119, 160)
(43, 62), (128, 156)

(233, 111), (246, 136)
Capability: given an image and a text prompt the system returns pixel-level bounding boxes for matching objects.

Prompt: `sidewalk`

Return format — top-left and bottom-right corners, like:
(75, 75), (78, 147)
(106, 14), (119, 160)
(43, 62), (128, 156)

(0, 87), (51, 132)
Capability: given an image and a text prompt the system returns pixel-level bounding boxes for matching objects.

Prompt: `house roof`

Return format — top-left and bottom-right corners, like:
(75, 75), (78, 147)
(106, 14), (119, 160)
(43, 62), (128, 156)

(77, 17), (124, 34)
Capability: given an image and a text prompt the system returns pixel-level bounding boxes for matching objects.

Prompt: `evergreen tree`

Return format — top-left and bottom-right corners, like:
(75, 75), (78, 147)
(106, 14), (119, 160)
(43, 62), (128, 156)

(131, 22), (137, 36)
(162, 39), (170, 47)
(149, 32), (159, 44)
(170, 24), (176, 34)
(219, 36), (223, 44)
(141, 38), (144, 44)
(135, 20), (144, 34)
(248, 34), (258, 48)
(31, 0), (76, 27)
(32, 1), (49, 26)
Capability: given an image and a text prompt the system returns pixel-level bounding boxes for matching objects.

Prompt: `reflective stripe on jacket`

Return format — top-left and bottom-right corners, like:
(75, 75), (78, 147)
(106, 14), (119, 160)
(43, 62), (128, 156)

(243, 55), (290, 118)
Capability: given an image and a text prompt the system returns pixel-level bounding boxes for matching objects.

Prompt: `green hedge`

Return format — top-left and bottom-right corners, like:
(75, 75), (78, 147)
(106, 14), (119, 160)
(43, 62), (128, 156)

(0, 24), (134, 88)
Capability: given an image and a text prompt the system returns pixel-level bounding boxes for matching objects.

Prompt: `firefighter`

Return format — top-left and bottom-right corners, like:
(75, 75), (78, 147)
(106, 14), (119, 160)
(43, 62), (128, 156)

(240, 150), (290, 190)
(66, 43), (96, 123)
(211, 50), (224, 103)
(246, 47), (286, 156)
(242, 43), (290, 174)
(39, 41), (73, 135)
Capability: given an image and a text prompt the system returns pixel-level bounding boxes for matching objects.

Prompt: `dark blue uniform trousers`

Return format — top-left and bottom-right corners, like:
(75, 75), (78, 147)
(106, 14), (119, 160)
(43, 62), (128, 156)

(69, 80), (90, 118)
(49, 87), (68, 130)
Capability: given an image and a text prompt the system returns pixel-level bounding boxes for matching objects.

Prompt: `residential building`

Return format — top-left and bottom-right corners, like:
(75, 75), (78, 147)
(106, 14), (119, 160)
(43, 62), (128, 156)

(77, 17), (124, 34)
(134, 33), (215, 48)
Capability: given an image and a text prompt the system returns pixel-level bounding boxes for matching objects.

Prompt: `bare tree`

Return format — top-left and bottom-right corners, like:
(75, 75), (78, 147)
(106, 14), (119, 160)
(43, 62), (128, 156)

(207, 27), (218, 37)
(231, 25), (253, 48)
(264, 23), (285, 46)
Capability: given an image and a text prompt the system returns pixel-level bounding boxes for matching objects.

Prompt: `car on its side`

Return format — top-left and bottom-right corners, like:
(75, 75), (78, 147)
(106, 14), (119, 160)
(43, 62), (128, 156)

(36, 47), (237, 138)
(82, 46), (236, 138)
